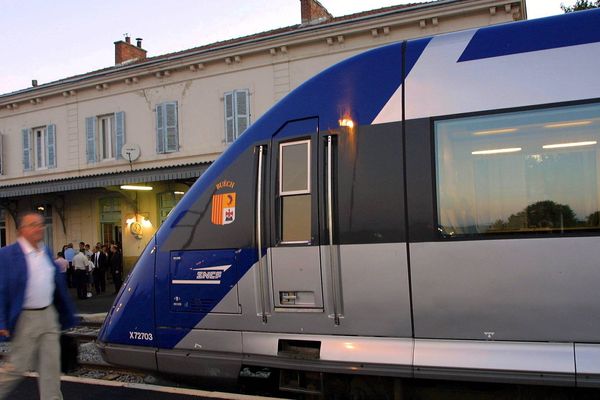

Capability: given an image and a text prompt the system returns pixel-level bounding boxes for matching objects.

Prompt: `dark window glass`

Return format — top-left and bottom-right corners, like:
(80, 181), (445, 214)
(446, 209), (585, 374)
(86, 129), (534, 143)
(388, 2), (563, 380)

(281, 194), (311, 242)
(280, 141), (310, 194)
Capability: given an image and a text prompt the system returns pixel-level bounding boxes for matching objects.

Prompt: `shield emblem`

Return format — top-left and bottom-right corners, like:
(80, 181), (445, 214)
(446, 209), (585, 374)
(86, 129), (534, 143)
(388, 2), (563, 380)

(211, 192), (236, 225)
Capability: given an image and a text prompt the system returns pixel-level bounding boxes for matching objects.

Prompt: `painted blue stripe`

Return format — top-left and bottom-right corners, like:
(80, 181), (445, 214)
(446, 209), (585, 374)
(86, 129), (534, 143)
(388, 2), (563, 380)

(459, 9), (600, 62)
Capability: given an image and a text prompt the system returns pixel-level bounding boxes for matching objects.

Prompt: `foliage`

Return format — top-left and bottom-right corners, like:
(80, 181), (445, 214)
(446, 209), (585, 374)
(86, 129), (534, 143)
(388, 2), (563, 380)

(561, 0), (600, 13)
(490, 200), (577, 230)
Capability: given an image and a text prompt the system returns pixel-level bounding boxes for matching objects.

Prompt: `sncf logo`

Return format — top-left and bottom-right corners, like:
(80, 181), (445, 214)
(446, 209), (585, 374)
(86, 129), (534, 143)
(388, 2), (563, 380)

(191, 265), (231, 284)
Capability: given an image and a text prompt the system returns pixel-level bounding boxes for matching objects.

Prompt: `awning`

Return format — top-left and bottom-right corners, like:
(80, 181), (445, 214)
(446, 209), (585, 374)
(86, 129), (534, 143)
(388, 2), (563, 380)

(0, 162), (210, 198)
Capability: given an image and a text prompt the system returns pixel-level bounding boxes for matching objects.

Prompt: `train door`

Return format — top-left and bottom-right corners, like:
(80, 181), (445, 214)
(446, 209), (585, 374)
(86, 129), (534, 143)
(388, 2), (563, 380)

(255, 118), (412, 336)
(266, 118), (326, 313)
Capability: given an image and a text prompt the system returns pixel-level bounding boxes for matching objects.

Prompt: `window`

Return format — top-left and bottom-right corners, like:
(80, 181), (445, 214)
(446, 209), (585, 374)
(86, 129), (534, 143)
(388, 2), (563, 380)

(86, 112), (125, 163)
(99, 197), (122, 246)
(224, 89), (250, 143)
(99, 114), (115, 160)
(35, 205), (53, 251)
(156, 102), (178, 153)
(158, 191), (184, 226)
(22, 125), (56, 171)
(279, 140), (311, 242)
(435, 102), (600, 237)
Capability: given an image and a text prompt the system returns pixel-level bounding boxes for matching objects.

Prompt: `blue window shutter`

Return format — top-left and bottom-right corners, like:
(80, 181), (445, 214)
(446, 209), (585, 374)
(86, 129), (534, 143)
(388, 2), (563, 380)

(0, 134), (3, 175)
(85, 117), (97, 163)
(156, 103), (165, 154)
(235, 89), (250, 138)
(115, 111), (125, 159)
(46, 124), (56, 168)
(224, 92), (234, 143)
(165, 102), (178, 152)
(22, 128), (32, 171)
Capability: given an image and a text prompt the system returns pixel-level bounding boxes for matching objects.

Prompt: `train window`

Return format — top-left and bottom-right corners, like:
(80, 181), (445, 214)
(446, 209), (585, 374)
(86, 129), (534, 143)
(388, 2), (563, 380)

(281, 195), (311, 242)
(279, 140), (311, 243)
(435, 102), (600, 237)
(280, 140), (310, 195)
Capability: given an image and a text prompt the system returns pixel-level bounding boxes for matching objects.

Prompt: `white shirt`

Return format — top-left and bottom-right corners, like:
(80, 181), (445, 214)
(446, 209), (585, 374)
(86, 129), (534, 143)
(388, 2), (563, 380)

(18, 237), (55, 310)
(72, 251), (90, 271)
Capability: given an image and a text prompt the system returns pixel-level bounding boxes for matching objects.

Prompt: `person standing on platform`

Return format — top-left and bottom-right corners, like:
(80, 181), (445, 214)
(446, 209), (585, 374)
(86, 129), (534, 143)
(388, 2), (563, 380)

(92, 245), (107, 294)
(55, 252), (69, 277)
(109, 244), (123, 293)
(0, 211), (77, 400)
(63, 243), (75, 288)
(72, 248), (90, 299)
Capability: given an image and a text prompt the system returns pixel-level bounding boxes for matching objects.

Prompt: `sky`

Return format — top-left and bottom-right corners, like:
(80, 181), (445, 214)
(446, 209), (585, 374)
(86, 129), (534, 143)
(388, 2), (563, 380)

(0, 0), (574, 95)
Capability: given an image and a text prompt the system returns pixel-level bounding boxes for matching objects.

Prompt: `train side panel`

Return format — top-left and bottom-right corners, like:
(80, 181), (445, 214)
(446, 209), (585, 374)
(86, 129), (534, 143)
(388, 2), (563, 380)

(98, 9), (600, 388)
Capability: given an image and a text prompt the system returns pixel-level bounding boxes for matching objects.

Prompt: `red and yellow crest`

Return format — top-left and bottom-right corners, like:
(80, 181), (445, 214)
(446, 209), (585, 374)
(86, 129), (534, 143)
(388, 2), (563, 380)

(211, 192), (236, 225)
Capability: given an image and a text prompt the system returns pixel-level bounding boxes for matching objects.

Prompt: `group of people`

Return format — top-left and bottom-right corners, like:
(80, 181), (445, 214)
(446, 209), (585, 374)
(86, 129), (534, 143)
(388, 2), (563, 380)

(56, 241), (123, 299)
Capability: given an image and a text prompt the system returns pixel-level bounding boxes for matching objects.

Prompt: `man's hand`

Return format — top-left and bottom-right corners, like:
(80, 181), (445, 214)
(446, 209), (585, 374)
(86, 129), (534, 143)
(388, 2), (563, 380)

(0, 329), (10, 338)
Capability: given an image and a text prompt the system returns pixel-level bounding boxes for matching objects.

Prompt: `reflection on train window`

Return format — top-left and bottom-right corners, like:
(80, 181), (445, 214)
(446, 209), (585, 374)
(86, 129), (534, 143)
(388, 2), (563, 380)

(281, 195), (311, 242)
(280, 140), (311, 243)
(435, 103), (600, 236)
(280, 140), (310, 195)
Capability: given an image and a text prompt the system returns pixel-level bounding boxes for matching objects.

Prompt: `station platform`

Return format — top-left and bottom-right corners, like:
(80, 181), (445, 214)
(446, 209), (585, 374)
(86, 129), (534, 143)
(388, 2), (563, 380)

(11, 375), (285, 400)
(69, 287), (116, 317)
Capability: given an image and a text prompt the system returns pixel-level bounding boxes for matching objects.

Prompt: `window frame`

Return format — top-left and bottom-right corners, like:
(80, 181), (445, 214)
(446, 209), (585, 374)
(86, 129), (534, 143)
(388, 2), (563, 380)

(433, 100), (600, 240)
(224, 89), (250, 143)
(86, 112), (124, 163)
(156, 101), (179, 154)
(277, 138), (313, 245)
(33, 126), (48, 170)
(279, 139), (311, 196)
(98, 114), (115, 160)
(23, 125), (56, 171)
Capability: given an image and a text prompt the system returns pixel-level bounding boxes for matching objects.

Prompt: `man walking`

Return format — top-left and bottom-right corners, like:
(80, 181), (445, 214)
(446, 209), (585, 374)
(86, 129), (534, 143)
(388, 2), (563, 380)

(0, 211), (77, 399)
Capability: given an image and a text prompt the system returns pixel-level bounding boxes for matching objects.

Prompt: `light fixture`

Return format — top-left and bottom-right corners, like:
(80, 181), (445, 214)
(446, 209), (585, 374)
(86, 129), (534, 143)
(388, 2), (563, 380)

(542, 140), (597, 149)
(544, 120), (592, 129)
(174, 191), (185, 195)
(472, 147), (522, 155)
(120, 185), (153, 191)
(339, 118), (355, 128)
(37, 206), (45, 211)
(141, 217), (153, 228)
(473, 128), (517, 136)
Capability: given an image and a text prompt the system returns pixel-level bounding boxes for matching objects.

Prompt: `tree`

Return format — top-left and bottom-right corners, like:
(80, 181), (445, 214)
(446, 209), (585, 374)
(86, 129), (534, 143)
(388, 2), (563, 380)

(561, 0), (600, 13)
(491, 200), (578, 231)
(586, 211), (600, 226)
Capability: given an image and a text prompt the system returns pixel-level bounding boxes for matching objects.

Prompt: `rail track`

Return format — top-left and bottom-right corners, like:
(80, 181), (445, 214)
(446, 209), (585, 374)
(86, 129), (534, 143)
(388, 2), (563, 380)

(4, 323), (600, 399)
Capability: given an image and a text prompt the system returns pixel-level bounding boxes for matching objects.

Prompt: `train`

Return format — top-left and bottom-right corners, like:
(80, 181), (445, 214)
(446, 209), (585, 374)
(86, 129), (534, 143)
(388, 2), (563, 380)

(98, 9), (600, 396)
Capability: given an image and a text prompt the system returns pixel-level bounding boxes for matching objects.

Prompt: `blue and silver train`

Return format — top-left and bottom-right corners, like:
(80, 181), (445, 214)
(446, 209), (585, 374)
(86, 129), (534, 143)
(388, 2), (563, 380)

(98, 9), (600, 394)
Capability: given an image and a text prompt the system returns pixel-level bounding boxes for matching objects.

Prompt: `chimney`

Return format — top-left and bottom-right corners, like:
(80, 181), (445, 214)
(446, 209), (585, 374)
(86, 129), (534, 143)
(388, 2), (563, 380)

(300, 0), (332, 24)
(32, 79), (38, 87)
(114, 36), (147, 65)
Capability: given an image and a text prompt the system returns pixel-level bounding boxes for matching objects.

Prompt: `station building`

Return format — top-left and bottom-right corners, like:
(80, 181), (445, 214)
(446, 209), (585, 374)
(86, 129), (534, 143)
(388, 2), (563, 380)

(0, 0), (525, 270)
